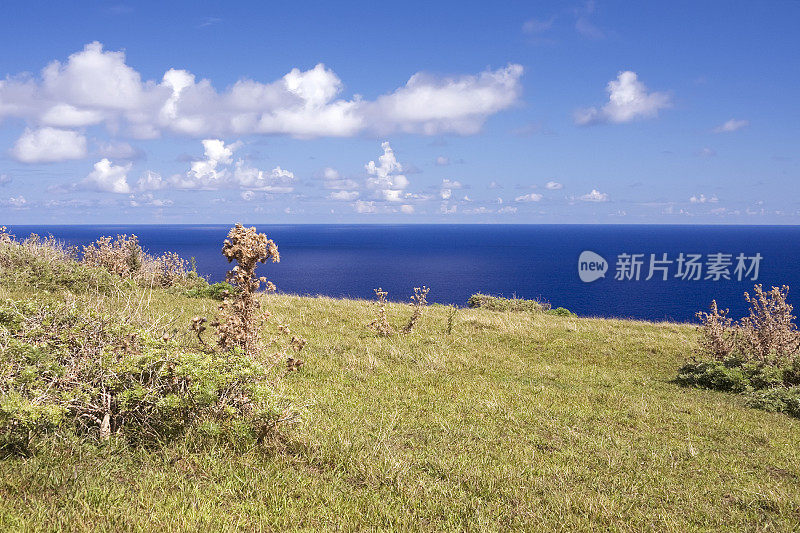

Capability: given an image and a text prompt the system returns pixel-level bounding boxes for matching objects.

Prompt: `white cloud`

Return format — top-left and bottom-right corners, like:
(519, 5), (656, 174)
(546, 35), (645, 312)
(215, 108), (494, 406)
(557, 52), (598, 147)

(241, 190), (255, 201)
(400, 204), (414, 214)
(488, 181), (502, 189)
(8, 195), (26, 207)
(97, 140), (140, 159)
(697, 147), (717, 158)
(689, 194), (719, 204)
(129, 192), (173, 207)
(10, 127), (88, 163)
(320, 166), (359, 190)
(545, 180), (563, 190)
(498, 206), (518, 214)
(366, 64), (524, 135)
(0, 174), (10, 186)
(354, 200), (376, 213)
(515, 193), (543, 202)
(439, 178), (462, 200)
(136, 170), (167, 191)
(439, 202), (457, 214)
(0, 43), (523, 140)
(41, 42), (148, 111)
(82, 158), (133, 193)
(165, 139), (294, 191)
(40, 104), (104, 127)
(713, 118), (749, 133)
(365, 141), (409, 202)
(574, 71), (670, 125)
(329, 190), (359, 201)
(435, 156), (450, 166)
(579, 189), (609, 202)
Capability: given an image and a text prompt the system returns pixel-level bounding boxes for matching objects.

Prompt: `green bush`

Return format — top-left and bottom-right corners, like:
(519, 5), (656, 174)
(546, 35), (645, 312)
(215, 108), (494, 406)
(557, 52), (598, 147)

(547, 307), (576, 317)
(747, 387), (800, 417)
(183, 281), (236, 301)
(467, 293), (545, 313)
(0, 298), (294, 454)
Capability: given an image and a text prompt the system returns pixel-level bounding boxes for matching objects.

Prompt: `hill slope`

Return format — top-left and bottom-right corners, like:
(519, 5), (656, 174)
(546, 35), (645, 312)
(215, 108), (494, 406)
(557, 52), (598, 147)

(1, 268), (799, 530)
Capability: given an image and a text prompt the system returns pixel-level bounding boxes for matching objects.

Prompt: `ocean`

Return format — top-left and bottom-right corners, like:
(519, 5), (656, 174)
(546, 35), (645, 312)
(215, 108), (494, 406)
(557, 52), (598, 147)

(6, 224), (800, 323)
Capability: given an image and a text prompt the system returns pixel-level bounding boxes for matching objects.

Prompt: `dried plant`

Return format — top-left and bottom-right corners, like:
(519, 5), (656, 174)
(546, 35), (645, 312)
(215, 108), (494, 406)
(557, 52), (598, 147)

(154, 251), (189, 288)
(0, 226), (13, 244)
(368, 287), (393, 336)
(695, 300), (737, 361)
(213, 224), (279, 357)
(738, 284), (800, 365)
(445, 304), (458, 335)
(82, 234), (143, 278)
(403, 286), (430, 334)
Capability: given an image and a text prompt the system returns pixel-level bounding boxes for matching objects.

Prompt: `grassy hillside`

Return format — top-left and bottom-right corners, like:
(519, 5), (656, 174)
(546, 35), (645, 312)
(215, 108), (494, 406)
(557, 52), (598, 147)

(2, 240), (800, 530)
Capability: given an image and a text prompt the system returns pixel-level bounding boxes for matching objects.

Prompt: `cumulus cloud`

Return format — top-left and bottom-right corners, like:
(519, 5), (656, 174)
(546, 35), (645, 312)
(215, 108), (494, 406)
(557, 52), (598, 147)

(713, 118), (749, 133)
(166, 139), (294, 191)
(439, 178), (462, 200)
(129, 192), (173, 207)
(498, 206), (518, 214)
(10, 127), (87, 163)
(82, 158), (133, 193)
(97, 140), (141, 159)
(354, 200), (376, 213)
(367, 64), (523, 135)
(545, 180), (563, 190)
(0, 174), (10, 186)
(0, 42), (523, 141)
(435, 156), (449, 166)
(8, 195), (27, 207)
(329, 190), (359, 201)
(579, 189), (609, 202)
(515, 193), (543, 202)
(320, 166), (359, 190)
(365, 141), (409, 202)
(400, 204), (414, 214)
(689, 194), (719, 203)
(574, 71), (670, 125)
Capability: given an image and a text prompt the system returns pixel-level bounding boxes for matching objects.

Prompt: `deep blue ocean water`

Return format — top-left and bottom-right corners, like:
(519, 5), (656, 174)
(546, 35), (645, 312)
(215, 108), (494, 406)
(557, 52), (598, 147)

(6, 224), (800, 323)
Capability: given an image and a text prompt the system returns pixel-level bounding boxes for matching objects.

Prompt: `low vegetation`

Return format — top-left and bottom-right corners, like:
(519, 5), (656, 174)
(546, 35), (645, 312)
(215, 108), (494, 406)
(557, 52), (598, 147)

(1, 225), (800, 530)
(677, 284), (800, 418)
(468, 292), (576, 316)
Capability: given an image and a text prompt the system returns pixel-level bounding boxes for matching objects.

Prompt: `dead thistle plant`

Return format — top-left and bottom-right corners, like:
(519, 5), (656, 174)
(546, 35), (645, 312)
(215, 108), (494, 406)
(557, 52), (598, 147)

(738, 284), (800, 365)
(368, 288), (394, 336)
(695, 300), (737, 361)
(82, 234), (143, 278)
(403, 286), (430, 334)
(212, 224), (279, 358)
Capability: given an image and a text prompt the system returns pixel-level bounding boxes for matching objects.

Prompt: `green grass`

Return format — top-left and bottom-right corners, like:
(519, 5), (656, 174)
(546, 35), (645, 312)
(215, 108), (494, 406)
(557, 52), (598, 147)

(2, 278), (800, 530)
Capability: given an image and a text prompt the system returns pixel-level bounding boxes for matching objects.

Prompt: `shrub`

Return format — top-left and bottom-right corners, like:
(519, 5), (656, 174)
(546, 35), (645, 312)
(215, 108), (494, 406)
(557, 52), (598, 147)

(0, 298), (293, 453)
(739, 285), (800, 365)
(184, 281), (237, 301)
(747, 387), (800, 417)
(467, 293), (546, 313)
(695, 300), (737, 361)
(0, 230), (121, 294)
(82, 234), (144, 278)
(678, 284), (800, 419)
(547, 307), (576, 317)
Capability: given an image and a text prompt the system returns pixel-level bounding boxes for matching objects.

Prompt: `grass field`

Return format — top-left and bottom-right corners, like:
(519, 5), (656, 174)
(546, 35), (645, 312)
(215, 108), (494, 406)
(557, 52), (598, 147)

(2, 278), (800, 531)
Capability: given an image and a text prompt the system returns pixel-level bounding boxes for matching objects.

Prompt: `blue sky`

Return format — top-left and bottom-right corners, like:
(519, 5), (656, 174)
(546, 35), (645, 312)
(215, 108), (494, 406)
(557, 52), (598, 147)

(0, 0), (798, 224)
